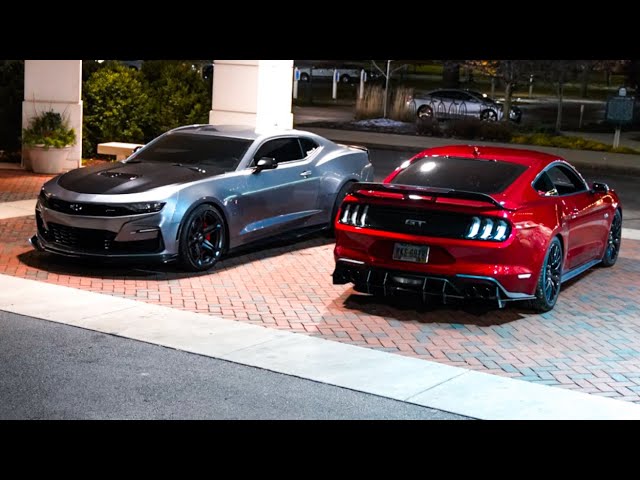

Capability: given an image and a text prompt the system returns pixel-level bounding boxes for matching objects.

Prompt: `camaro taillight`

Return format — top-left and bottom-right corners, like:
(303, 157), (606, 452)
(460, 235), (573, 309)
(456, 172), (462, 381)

(465, 216), (510, 242)
(340, 203), (369, 227)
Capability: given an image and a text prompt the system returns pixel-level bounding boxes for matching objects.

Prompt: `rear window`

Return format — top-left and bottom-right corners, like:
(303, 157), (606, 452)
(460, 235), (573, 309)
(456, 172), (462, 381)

(390, 156), (527, 194)
(133, 133), (252, 171)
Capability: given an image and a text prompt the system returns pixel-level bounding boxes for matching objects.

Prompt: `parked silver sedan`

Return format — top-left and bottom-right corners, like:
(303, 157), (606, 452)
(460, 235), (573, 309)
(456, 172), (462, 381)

(31, 125), (374, 271)
(408, 89), (522, 123)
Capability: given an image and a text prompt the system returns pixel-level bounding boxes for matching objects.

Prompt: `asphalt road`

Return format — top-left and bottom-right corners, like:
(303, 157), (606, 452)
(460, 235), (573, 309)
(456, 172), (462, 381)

(368, 148), (640, 229)
(0, 310), (469, 420)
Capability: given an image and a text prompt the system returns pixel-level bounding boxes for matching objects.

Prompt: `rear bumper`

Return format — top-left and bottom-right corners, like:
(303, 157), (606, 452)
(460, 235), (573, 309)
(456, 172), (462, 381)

(333, 258), (535, 307)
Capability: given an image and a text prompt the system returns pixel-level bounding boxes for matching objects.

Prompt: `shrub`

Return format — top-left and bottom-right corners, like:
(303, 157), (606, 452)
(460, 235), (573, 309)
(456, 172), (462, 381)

(355, 84), (384, 120)
(82, 63), (151, 157)
(22, 110), (76, 148)
(142, 61), (211, 140)
(510, 133), (639, 154)
(447, 118), (483, 139)
(478, 121), (513, 142)
(389, 86), (414, 122)
(415, 117), (442, 136)
(356, 84), (414, 122)
(0, 60), (24, 154)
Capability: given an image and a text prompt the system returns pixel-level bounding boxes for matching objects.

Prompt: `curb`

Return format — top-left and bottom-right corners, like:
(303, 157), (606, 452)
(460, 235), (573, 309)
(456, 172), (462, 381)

(3, 273), (640, 420)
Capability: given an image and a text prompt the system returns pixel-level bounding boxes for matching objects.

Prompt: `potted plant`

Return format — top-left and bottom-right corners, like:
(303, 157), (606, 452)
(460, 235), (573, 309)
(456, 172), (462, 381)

(22, 110), (76, 174)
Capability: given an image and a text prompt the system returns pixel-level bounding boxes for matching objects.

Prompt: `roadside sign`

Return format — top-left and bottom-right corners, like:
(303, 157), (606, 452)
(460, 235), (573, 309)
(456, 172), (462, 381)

(294, 68), (300, 82)
(334, 70), (340, 83)
(605, 95), (635, 125)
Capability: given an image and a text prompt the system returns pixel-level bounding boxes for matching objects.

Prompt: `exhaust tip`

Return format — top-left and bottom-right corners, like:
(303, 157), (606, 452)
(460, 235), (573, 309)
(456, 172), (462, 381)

(28, 235), (44, 251)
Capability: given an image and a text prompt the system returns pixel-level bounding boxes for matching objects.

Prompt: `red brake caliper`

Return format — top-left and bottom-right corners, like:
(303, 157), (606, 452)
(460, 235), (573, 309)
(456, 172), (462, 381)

(203, 219), (211, 241)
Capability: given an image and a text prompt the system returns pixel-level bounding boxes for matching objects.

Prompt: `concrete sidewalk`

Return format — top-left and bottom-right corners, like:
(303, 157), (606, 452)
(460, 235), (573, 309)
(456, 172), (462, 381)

(2, 273), (640, 420)
(303, 127), (640, 175)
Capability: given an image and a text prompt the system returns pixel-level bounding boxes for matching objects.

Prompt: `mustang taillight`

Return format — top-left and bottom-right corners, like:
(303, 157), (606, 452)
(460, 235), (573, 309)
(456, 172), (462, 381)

(340, 203), (369, 227)
(465, 216), (510, 241)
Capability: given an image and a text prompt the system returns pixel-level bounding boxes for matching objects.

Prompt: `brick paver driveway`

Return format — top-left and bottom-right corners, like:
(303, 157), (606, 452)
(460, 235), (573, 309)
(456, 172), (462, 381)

(2, 170), (640, 402)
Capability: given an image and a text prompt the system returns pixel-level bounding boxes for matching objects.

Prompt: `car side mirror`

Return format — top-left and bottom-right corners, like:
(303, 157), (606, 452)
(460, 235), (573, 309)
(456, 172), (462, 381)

(591, 182), (610, 194)
(253, 157), (277, 173)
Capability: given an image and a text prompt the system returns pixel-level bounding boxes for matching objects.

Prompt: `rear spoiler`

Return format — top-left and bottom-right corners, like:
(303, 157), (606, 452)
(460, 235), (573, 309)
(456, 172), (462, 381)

(348, 182), (509, 210)
(338, 143), (369, 154)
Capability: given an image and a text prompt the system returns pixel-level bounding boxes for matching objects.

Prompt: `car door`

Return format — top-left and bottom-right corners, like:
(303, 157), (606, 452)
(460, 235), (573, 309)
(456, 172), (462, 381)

(462, 92), (485, 118)
(547, 164), (608, 270)
(238, 136), (321, 243)
(429, 91), (448, 118)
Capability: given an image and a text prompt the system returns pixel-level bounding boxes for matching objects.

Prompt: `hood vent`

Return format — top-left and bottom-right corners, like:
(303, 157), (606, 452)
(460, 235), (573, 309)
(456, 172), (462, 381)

(98, 171), (140, 180)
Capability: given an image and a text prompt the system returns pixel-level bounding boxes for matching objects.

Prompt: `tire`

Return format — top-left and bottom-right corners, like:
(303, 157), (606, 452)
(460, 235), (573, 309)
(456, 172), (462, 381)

(480, 109), (498, 122)
(340, 74), (351, 84)
(326, 181), (354, 236)
(529, 236), (563, 312)
(601, 209), (622, 267)
(417, 105), (433, 118)
(300, 72), (309, 82)
(178, 204), (227, 272)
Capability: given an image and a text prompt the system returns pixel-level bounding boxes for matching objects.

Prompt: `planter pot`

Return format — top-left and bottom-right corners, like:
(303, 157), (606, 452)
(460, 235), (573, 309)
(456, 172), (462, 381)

(27, 146), (72, 174)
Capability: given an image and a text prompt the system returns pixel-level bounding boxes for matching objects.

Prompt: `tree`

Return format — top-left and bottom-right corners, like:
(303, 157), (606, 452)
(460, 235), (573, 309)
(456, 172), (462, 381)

(371, 60), (410, 118)
(534, 60), (581, 132)
(442, 61), (461, 88)
(465, 60), (536, 122)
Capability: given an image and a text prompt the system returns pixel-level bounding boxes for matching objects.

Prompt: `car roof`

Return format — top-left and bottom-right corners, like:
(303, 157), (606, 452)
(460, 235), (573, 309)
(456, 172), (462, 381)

(417, 145), (562, 170)
(167, 124), (322, 141)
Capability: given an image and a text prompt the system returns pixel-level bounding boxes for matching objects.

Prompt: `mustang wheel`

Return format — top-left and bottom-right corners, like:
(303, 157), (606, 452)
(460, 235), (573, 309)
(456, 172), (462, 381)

(530, 236), (563, 312)
(601, 209), (622, 267)
(179, 204), (226, 272)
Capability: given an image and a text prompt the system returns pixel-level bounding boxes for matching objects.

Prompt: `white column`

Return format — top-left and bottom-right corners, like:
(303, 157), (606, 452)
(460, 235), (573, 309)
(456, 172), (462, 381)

(22, 60), (82, 170)
(209, 60), (293, 133)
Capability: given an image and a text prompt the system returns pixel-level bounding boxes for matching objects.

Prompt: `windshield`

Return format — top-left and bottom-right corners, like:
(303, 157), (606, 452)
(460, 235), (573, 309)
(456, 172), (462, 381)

(390, 156), (527, 194)
(130, 133), (252, 171)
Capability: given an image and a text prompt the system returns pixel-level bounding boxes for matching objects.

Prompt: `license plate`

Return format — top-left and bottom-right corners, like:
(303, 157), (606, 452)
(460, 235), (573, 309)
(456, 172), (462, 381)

(392, 243), (429, 263)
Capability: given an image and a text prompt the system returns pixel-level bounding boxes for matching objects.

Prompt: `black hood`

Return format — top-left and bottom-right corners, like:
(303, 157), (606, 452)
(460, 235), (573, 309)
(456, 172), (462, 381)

(57, 162), (223, 194)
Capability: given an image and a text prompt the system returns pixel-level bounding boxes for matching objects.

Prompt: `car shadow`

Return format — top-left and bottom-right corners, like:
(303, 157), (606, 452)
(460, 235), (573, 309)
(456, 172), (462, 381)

(341, 293), (528, 325)
(17, 231), (335, 280)
(339, 265), (604, 326)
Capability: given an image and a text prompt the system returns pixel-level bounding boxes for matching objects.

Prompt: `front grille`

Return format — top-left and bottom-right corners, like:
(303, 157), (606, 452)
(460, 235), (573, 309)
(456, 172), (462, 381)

(40, 193), (137, 217)
(365, 205), (471, 238)
(39, 221), (162, 254)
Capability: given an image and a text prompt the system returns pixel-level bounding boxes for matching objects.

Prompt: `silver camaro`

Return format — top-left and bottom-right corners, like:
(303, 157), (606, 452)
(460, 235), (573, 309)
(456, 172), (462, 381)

(31, 124), (374, 271)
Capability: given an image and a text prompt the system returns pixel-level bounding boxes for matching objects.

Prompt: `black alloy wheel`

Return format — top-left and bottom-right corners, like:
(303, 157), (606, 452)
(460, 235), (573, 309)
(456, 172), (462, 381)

(601, 209), (622, 267)
(530, 236), (563, 312)
(179, 204), (226, 272)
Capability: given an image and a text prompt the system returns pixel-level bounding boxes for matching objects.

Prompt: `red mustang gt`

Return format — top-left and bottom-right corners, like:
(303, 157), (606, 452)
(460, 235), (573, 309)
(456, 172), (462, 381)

(332, 145), (622, 312)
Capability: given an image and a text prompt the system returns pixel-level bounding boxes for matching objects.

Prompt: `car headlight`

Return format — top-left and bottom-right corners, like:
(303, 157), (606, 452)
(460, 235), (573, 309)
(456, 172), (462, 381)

(125, 202), (166, 213)
(38, 188), (52, 208)
(465, 216), (510, 241)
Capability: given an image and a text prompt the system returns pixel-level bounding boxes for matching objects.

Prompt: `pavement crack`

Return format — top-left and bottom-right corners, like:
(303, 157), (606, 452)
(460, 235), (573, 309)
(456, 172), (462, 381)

(404, 371), (469, 401)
